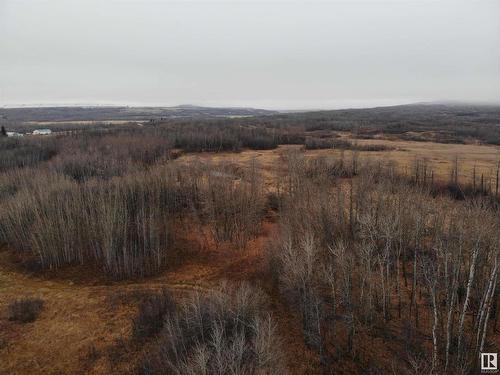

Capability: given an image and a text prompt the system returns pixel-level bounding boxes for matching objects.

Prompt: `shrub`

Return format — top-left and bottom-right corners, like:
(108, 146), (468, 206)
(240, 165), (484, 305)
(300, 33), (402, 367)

(139, 283), (286, 375)
(352, 143), (394, 152)
(304, 137), (334, 149)
(274, 234), (324, 352)
(132, 289), (176, 340)
(7, 297), (44, 323)
(51, 152), (126, 182)
(0, 138), (58, 171)
(266, 191), (281, 211)
(204, 164), (266, 247)
(97, 134), (172, 165)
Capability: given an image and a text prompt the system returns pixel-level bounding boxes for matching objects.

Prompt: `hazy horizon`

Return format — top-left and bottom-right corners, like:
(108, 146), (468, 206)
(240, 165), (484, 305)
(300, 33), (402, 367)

(0, 98), (420, 111)
(1, 0), (500, 110)
(3, 100), (500, 113)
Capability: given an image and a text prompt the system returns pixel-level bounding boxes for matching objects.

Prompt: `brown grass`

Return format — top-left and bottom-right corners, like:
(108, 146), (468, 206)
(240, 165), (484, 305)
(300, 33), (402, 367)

(177, 135), (500, 187)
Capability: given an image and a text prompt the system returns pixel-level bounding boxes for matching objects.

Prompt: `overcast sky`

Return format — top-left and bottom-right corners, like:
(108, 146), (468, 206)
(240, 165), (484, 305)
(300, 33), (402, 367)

(1, 0), (499, 109)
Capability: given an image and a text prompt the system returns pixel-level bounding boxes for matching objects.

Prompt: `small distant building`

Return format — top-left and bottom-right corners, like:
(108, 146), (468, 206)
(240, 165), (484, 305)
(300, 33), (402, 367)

(32, 129), (52, 135)
(6, 132), (24, 137)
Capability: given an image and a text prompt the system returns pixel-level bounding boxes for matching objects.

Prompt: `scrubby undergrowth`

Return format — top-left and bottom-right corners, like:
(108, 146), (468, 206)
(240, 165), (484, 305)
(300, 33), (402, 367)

(138, 283), (286, 375)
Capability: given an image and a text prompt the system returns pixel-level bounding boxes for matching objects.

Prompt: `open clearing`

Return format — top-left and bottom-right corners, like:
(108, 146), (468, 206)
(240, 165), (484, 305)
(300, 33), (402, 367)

(180, 137), (500, 185)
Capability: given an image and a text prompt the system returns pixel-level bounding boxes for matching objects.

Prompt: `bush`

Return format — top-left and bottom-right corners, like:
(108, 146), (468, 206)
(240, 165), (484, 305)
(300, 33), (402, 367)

(352, 143), (394, 151)
(304, 138), (357, 150)
(274, 234), (324, 352)
(52, 152), (126, 182)
(97, 134), (172, 165)
(266, 192), (281, 211)
(139, 282), (286, 375)
(0, 138), (58, 171)
(304, 137), (334, 150)
(132, 289), (176, 340)
(7, 297), (44, 323)
(304, 137), (393, 152)
(204, 164), (266, 247)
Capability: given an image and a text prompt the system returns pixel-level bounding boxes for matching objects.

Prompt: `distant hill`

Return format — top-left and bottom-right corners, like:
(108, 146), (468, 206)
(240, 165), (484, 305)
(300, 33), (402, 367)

(261, 103), (500, 145)
(2, 102), (500, 145)
(0, 105), (277, 123)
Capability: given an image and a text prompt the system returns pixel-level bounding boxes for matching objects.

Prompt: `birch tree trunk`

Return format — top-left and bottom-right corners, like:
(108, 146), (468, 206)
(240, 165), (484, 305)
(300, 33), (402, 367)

(456, 244), (479, 362)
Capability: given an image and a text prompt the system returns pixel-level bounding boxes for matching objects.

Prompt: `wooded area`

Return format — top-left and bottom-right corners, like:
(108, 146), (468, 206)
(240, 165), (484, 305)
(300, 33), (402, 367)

(0, 108), (499, 374)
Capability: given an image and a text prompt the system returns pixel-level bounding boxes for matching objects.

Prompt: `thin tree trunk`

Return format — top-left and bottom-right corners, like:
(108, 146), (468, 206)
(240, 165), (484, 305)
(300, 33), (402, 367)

(477, 257), (498, 354)
(444, 265), (459, 373)
(430, 287), (439, 374)
(457, 246), (479, 362)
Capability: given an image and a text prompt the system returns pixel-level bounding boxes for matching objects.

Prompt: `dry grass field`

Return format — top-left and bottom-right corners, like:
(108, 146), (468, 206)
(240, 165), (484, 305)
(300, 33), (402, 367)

(340, 134), (500, 181)
(180, 137), (500, 186)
